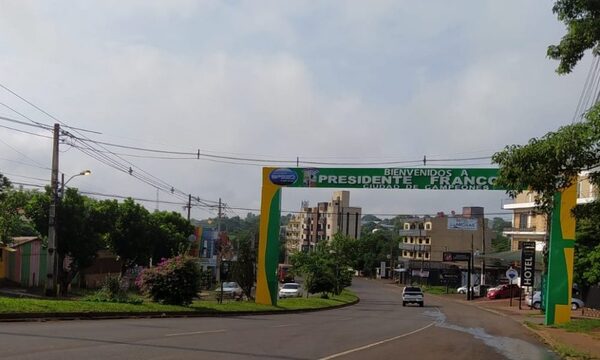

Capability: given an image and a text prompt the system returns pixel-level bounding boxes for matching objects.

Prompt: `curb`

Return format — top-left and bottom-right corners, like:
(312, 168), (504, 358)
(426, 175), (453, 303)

(0, 298), (360, 322)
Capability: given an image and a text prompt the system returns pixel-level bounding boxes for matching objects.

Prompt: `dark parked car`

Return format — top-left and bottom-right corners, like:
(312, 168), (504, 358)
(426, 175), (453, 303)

(487, 284), (521, 299)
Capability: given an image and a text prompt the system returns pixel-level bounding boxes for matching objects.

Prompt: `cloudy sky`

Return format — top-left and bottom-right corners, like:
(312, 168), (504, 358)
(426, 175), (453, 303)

(0, 1), (591, 221)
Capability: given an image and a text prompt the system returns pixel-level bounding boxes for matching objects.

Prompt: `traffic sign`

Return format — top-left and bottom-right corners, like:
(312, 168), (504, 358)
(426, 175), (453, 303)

(506, 268), (519, 282)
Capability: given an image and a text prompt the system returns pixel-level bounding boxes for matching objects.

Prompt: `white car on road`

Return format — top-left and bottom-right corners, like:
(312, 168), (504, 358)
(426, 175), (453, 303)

(278, 283), (303, 298)
(402, 286), (424, 307)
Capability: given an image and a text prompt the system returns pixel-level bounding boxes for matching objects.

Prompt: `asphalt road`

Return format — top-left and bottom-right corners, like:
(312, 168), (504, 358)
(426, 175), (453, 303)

(0, 278), (558, 360)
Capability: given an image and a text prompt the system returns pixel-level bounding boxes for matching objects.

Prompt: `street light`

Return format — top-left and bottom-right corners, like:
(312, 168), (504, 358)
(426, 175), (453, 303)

(46, 169), (91, 296)
(61, 170), (91, 196)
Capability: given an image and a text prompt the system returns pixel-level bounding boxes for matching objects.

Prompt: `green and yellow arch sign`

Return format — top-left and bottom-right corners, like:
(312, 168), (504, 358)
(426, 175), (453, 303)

(256, 167), (576, 325)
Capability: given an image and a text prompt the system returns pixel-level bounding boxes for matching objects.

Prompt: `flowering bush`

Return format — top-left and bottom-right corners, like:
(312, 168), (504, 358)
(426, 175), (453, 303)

(136, 256), (201, 305)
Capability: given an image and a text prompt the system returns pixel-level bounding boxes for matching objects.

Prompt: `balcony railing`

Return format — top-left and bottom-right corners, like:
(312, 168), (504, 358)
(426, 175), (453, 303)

(503, 227), (543, 233)
(399, 243), (431, 251)
(398, 229), (428, 236)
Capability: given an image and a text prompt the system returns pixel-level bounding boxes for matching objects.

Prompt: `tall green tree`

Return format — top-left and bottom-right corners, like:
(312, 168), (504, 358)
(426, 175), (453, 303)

(55, 189), (104, 294)
(493, 104), (600, 293)
(548, 0), (600, 74)
(492, 105), (600, 213)
(490, 217), (511, 253)
(573, 203), (600, 289)
(229, 231), (256, 299)
(150, 211), (194, 263)
(106, 198), (154, 274)
(24, 188), (105, 294)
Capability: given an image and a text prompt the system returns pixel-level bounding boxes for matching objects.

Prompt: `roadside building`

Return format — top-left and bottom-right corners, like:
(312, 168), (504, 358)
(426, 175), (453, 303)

(1, 237), (46, 288)
(397, 207), (494, 286)
(285, 191), (362, 254)
(502, 172), (597, 252)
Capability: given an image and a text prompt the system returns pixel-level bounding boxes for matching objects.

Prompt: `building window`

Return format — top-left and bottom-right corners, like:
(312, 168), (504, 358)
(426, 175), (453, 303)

(519, 213), (528, 229)
(418, 238), (423, 244)
(327, 224), (331, 229)
(425, 237), (431, 244)
(403, 237), (408, 243)
(425, 222), (432, 230)
(404, 223), (410, 230)
(424, 252), (430, 259)
(416, 252), (422, 259)
(409, 237), (414, 244)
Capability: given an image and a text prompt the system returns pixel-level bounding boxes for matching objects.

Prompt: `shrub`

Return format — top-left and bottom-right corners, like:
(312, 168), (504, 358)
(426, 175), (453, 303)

(136, 256), (200, 305)
(83, 275), (143, 305)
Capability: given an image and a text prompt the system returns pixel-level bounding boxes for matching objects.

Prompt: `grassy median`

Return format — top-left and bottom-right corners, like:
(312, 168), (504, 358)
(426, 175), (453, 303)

(0, 290), (358, 315)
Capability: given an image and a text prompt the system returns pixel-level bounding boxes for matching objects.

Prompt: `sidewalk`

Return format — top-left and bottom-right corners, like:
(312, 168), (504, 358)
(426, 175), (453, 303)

(455, 295), (600, 359)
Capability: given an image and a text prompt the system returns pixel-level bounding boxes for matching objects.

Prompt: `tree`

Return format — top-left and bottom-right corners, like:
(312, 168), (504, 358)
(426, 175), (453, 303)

(290, 246), (336, 298)
(490, 217), (511, 253)
(492, 105), (600, 213)
(55, 189), (104, 294)
(150, 211), (194, 263)
(0, 187), (37, 246)
(493, 103), (600, 294)
(548, 0), (600, 74)
(229, 231), (256, 299)
(24, 188), (105, 294)
(573, 203), (600, 289)
(106, 198), (154, 274)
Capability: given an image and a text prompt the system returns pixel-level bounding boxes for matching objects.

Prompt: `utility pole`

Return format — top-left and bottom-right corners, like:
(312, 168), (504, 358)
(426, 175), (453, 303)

(481, 211), (486, 286)
(45, 123), (60, 296)
(216, 198), (223, 284)
(187, 194), (191, 221)
(218, 198), (222, 232)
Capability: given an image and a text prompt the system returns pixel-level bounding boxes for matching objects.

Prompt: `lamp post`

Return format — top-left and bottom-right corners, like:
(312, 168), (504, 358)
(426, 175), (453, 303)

(61, 170), (91, 197)
(46, 169), (91, 296)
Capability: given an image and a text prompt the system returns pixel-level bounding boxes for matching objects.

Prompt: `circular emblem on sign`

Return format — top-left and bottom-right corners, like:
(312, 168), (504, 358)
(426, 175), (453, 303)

(269, 168), (298, 186)
(506, 268), (519, 280)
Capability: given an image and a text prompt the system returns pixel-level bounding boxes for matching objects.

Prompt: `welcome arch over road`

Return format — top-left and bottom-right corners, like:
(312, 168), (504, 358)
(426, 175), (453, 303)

(256, 167), (576, 325)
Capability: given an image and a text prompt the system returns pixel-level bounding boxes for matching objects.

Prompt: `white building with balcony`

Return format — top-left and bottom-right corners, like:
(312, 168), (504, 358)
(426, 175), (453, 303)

(502, 172), (597, 252)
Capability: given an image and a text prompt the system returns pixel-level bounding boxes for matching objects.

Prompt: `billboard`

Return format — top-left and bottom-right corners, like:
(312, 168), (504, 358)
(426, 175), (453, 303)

(267, 167), (501, 190)
(447, 218), (478, 231)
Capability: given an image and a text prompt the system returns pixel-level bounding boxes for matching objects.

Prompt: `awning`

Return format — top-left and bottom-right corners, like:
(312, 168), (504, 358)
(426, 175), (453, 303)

(477, 250), (544, 267)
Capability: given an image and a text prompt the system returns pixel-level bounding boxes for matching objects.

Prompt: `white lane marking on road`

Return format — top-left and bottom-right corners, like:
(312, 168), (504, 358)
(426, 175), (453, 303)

(165, 329), (226, 337)
(337, 318), (353, 321)
(318, 322), (435, 360)
(271, 324), (297, 328)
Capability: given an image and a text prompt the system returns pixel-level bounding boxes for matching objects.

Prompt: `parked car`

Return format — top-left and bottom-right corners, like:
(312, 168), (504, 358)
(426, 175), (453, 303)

(457, 285), (480, 294)
(486, 284), (521, 299)
(402, 286), (424, 307)
(215, 282), (243, 298)
(278, 283), (303, 298)
(525, 291), (585, 310)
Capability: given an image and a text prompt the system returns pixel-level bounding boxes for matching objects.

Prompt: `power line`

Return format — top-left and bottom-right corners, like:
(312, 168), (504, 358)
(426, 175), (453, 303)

(0, 82), (204, 205)
(0, 156), (51, 170)
(1, 172), (49, 182)
(0, 114), (52, 130)
(0, 123), (53, 139)
(66, 134), (494, 166)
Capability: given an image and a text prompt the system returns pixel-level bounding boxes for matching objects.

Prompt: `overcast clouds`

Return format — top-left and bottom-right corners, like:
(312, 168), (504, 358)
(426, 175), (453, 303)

(0, 1), (591, 220)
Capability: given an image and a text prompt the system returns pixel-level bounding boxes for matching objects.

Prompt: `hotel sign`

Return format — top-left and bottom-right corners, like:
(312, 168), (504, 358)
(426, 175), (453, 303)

(520, 242), (536, 287)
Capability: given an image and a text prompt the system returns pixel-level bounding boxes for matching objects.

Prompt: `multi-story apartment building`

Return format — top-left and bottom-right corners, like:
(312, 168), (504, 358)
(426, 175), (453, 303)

(398, 207), (493, 263)
(285, 191), (361, 254)
(502, 173), (597, 252)
(397, 207), (494, 285)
